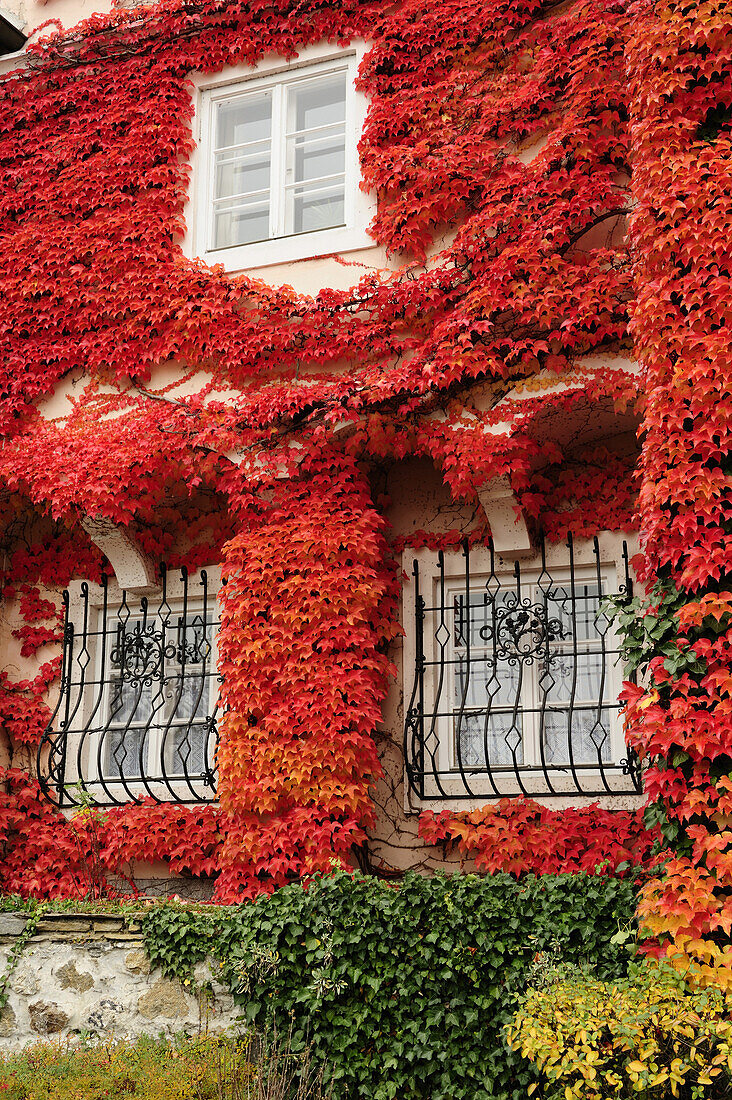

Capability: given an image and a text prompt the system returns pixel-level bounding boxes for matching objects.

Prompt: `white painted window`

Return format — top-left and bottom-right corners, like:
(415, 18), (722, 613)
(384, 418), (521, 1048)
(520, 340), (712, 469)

(103, 607), (217, 788)
(188, 45), (374, 270)
(447, 573), (614, 773)
(402, 536), (643, 805)
(40, 569), (220, 807)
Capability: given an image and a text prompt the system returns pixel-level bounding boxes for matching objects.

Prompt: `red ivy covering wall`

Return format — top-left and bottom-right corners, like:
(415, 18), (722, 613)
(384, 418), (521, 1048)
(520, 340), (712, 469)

(0, 768), (222, 896)
(213, 455), (398, 900)
(0, 0), (649, 897)
(420, 798), (659, 876)
(622, 0), (732, 985)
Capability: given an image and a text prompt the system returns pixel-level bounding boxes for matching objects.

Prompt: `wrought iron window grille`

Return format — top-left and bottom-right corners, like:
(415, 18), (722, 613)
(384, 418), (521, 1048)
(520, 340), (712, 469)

(403, 534), (643, 801)
(38, 566), (220, 808)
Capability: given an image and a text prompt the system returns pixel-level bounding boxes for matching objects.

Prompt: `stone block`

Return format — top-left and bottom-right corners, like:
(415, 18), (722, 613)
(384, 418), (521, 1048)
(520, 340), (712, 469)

(56, 960), (94, 992)
(137, 978), (189, 1020)
(125, 948), (151, 975)
(36, 919), (92, 934)
(0, 916), (28, 937)
(12, 966), (39, 996)
(86, 999), (125, 1033)
(29, 1001), (70, 1035)
(0, 1005), (16, 1037)
(92, 920), (124, 934)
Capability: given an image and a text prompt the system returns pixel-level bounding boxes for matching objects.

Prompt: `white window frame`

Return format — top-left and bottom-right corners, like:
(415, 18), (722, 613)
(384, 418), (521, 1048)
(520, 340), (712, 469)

(60, 568), (221, 805)
(101, 604), (218, 788)
(442, 563), (620, 773)
(401, 534), (644, 809)
(184, 42), (375, 271)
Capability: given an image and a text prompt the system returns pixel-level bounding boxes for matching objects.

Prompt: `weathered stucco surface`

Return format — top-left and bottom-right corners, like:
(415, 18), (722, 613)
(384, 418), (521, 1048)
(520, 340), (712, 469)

(0, 913), (237, 1049)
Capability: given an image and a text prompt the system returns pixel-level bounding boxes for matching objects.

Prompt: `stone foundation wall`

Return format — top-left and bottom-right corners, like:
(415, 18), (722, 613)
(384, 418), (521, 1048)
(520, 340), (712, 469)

(0, 912), (238, 1049)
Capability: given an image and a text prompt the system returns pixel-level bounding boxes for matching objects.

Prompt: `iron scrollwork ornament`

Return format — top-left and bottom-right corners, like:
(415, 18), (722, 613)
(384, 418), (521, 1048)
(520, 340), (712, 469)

(111, 623), (176, 686)
(479, 591), (565, 664)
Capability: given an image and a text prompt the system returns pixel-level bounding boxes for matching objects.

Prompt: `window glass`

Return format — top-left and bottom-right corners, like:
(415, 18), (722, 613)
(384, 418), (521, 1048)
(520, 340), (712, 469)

(454, 592), (525, 767)
(213, 91), (272, 248)
(103, 613), (214, 782)
(451, 580), (610, 771)
(286, 74), (347, 235)
(107, 726), (146, 780)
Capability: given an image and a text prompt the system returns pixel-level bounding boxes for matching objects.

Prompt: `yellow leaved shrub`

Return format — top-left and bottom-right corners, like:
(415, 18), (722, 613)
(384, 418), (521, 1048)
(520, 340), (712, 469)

(506, 959), (732, 1098)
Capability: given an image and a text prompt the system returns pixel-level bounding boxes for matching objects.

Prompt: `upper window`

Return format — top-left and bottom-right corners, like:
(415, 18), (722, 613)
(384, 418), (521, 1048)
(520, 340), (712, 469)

(189, 46), (374, 270)
(402, 534), (644, 803)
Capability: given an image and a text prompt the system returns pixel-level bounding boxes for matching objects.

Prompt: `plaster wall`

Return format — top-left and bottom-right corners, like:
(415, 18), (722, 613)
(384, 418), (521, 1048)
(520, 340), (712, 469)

(0, 0), (113, 48)
(0, 912), (236, 1050)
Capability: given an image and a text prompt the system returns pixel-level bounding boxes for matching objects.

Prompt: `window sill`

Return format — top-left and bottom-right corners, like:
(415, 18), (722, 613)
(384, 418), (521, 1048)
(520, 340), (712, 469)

(193, 223), (377, 273)
(406, 790), (647, 814)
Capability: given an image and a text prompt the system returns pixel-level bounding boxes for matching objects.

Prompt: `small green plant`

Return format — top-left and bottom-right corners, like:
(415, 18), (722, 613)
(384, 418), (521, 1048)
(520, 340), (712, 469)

(0, 902), (47, 1011)
(603, 583), (706, 681)
(233, 944), (281, 998)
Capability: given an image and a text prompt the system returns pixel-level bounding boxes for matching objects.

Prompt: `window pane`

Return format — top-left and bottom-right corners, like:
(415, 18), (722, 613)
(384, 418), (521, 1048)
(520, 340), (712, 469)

(454, 591), (518, 651)
(454, 650), (523, 768)
(216, 92), (271, 150)
(291, 74), (346, 132)
(541, 651), (605, 705)
(106, 725), (146, 779)
(285, 74), (347, 236)
(213, 92), (272, 247)
(456, 652), (521, 710)
(293, 130), (346, 184)
(175, 614), (212, 668)
(165, 668), (211, 783)
(168, 670), (207, 722)
(215, 149), (270, 201)
(292, 185), (345, 234)
(545, 583), (602, 642)
(165, 616), (214, 778)
(457, 712), (524, 769)
(543, 708), (612, 765)
(168, 723), (211, 777)
(108, 675), (152, 727)
(214, 201), (270, 248)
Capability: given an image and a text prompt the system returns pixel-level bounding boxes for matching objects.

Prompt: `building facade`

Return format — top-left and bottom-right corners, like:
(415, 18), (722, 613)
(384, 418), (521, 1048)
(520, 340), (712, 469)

(0, 0), (677, 899)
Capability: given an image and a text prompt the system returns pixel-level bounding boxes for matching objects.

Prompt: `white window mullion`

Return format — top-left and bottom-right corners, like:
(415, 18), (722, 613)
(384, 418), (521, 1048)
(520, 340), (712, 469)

(524, 585), (541, 769)
(343, 58), (356, 229)
(270, 83), (286, 238)
(207, 93), (218, 253)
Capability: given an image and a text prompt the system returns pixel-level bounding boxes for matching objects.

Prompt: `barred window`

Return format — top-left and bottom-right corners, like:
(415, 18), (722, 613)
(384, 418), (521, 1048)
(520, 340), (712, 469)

(38, 568), (220, 807)
(403, 535), (643, 801)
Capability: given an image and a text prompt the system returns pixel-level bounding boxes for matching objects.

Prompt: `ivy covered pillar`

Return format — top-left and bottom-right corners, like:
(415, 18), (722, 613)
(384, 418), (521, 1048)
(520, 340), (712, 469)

(626, 0), (732, 983)
(213, 453), (397, 902)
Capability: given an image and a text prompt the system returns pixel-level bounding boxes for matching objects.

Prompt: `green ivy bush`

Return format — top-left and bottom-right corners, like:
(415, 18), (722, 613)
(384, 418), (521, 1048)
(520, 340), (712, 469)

(142, 869), (639, 1100)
